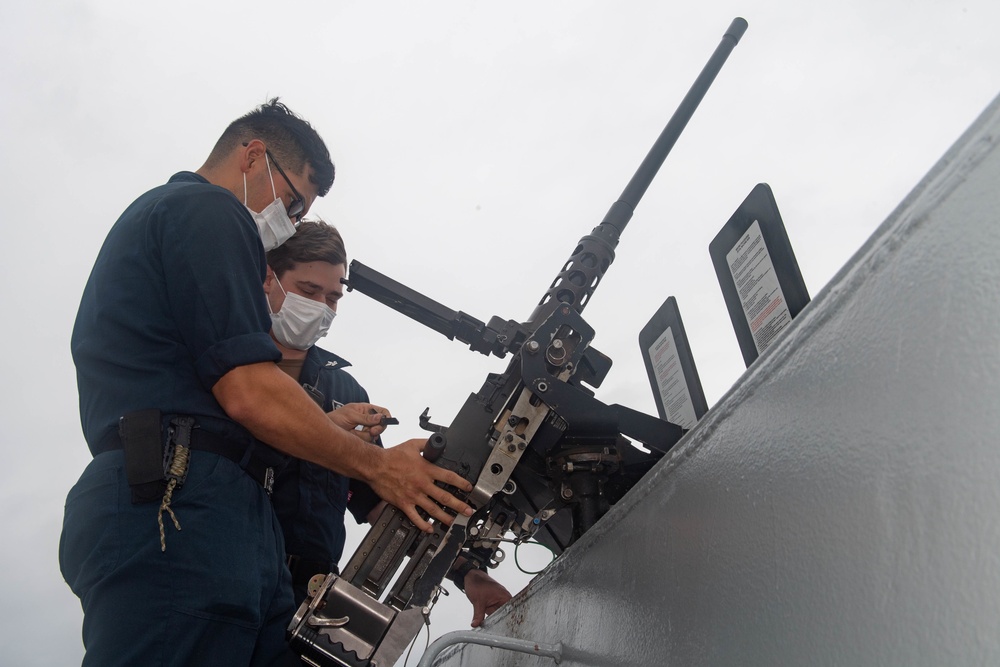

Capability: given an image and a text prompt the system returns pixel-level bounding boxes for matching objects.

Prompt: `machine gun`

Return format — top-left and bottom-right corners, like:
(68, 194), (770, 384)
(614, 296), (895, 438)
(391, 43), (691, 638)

(287, 18), (748, 667)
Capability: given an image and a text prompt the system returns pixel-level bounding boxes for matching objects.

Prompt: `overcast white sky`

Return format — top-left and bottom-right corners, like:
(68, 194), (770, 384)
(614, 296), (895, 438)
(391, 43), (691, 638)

(1, 1), (999, 664)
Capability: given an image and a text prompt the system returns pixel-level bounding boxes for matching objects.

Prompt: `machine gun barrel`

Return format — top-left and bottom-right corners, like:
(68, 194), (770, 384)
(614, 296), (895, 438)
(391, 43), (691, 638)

(606, 17), (748, 235)
(525, 17), (748, 329)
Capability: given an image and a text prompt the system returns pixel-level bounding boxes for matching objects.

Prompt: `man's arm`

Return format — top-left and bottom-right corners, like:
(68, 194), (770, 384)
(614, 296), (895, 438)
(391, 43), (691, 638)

(450, 557), (513, 627)
(213, 361), (472, 532)
(463, 568), (513, 628)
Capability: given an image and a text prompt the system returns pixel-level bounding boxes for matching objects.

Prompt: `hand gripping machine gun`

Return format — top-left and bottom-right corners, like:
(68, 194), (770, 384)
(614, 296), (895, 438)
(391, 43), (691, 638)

(288, 18), (748, 667)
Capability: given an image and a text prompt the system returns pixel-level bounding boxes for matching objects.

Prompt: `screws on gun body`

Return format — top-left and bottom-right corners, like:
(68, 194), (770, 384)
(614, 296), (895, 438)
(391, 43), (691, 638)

(526, 340), (540, 354)
(507, 443), (517, 452)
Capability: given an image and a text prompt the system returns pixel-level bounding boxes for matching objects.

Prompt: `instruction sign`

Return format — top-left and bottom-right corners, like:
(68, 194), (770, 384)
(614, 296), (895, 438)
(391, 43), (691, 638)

(726, 219), (791, 354)
(640, 296), (707, 429)
(710, 183), (810, 367)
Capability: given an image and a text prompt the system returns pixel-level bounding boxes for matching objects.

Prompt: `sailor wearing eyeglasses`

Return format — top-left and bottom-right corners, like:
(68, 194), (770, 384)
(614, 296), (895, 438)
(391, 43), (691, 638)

(61, 98), (475, 667)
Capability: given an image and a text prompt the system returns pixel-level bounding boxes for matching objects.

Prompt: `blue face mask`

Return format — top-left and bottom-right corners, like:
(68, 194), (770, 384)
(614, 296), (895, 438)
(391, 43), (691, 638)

(244, 153), (296, 251)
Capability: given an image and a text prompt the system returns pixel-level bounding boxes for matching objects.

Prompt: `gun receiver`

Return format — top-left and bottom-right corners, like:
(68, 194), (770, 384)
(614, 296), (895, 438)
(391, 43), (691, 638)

(288, 18), (748, 667)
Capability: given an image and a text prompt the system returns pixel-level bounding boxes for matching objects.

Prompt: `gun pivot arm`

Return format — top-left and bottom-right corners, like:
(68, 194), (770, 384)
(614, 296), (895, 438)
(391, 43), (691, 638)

(345, 261), (526, 358)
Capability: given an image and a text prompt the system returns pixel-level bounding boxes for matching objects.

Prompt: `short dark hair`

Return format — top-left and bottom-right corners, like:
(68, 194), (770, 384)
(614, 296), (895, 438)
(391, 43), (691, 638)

(266, 219), (347, 278)
(207, 97), (335, 196)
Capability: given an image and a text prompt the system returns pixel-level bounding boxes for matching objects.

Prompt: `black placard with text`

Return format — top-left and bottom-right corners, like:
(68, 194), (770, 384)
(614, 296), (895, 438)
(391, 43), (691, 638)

(639, 296), (708, 429)
(710, 183), (810, 367)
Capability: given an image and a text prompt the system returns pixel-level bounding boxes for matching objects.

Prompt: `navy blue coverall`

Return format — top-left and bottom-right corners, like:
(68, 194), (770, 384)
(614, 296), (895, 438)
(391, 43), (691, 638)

(61, 172), (298, 666)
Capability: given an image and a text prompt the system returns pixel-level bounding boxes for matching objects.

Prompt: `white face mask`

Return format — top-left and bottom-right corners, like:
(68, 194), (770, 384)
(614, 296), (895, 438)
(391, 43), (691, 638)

(269, 277), (336, 350)
(244, 153), (297, 252)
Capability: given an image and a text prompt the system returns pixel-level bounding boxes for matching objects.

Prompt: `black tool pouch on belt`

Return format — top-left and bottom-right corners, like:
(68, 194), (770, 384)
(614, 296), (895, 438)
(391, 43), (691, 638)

(119, 409), (167, 504)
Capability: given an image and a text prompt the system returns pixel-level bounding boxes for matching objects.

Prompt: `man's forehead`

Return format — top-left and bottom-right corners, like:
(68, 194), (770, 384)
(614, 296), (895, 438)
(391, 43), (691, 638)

(286, 262), (346, 288)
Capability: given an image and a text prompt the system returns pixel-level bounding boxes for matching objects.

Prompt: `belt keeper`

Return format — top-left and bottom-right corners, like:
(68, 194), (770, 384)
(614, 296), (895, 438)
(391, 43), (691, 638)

(159, 416), (195, 551)
(165, 417), (195, 486)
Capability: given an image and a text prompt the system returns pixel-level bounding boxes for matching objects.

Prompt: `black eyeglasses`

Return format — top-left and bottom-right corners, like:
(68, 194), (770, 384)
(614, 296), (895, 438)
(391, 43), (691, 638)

(265, 148), (306, 222)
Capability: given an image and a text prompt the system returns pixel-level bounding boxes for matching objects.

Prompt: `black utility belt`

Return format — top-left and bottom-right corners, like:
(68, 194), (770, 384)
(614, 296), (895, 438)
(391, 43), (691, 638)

(100, 410), (278, 502)
(181, 428), (277, 495)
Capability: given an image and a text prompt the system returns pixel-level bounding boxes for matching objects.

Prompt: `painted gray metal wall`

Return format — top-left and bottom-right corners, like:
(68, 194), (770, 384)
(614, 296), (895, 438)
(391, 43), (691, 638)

(434, 93), (1000, 667)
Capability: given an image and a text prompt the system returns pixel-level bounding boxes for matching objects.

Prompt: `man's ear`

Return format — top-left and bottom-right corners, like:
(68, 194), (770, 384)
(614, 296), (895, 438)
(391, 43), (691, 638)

(240, 139), (267, 174)
(263, 265), (276, 294)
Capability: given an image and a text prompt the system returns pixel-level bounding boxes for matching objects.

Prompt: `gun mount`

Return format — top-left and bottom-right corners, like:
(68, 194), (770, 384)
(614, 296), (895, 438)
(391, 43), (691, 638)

(287, 17), (748, 667)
